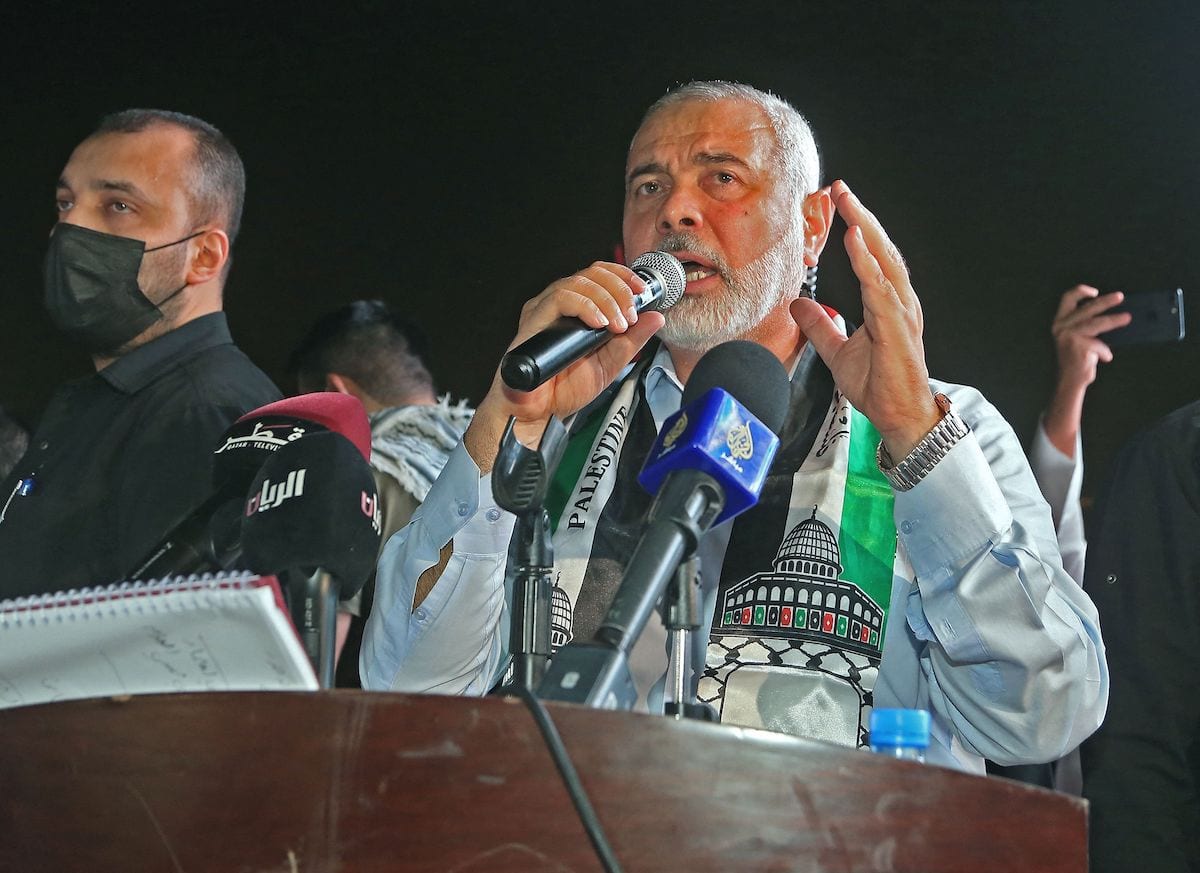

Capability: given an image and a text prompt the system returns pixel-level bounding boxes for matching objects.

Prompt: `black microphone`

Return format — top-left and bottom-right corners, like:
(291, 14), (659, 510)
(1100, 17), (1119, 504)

(239, 430), (382, 686)
(240, 430), (381, 594)
(500, 251), (687, 392)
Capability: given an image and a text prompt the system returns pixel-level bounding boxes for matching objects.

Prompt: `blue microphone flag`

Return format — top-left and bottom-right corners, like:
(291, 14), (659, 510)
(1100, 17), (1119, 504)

(638, 387), (780, 526)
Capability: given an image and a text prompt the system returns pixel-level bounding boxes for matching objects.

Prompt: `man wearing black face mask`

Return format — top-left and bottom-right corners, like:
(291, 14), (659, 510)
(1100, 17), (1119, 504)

(0, 109), (279, 597)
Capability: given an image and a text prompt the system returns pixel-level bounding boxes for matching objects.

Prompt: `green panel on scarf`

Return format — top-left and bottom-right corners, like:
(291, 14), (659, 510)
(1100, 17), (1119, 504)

(545, 410), (607, 534)
(838, 409), (897, 637)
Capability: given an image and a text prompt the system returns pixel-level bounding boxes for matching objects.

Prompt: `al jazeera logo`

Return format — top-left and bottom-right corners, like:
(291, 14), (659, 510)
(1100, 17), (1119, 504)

(727, 421), (753, 460)
(721, 419), (754, 472)
(662, 412), (688, 451)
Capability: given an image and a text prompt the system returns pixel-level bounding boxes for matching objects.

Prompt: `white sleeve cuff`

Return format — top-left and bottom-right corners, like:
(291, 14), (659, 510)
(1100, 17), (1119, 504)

(1029, 418), (1084, 531)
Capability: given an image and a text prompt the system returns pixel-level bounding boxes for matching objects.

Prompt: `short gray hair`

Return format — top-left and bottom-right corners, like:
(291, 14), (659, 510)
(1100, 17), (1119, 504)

(637, 81), (821, 206)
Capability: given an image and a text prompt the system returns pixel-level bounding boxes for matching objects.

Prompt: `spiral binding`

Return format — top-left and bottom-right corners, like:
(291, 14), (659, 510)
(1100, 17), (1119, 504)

(0, 571), (262, 628)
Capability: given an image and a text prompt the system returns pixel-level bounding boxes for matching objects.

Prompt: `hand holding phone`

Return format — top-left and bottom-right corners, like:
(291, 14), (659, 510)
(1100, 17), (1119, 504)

(1100, 288), (1186, 347)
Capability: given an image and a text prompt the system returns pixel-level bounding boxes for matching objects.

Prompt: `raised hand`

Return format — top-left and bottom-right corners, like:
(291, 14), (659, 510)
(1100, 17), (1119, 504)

(790, 179), (939, 459)
(1043, 285), (1129, 456)
(1051, 285), (1128, 392)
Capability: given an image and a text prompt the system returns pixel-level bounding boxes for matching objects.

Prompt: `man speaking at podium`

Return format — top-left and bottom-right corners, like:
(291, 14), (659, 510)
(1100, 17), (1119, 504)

(0, 110), (278, 597)
(362, 81), (1107, 773)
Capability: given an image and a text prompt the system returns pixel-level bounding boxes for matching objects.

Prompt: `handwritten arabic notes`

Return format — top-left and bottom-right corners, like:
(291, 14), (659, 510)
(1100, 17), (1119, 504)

(0, 580), (316, 709)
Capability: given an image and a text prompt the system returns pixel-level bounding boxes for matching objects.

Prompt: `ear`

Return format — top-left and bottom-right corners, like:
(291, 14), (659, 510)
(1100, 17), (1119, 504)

(185, 228), (231, 285)
(325, 373), (357, 396)
(801, 187), (834, 267)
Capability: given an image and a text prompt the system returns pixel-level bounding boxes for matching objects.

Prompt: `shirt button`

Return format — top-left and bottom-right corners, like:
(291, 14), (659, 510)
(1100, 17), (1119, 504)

(456, 500), (470, 517)
(39, 441), (49, 451)
(900, 520), (914, 534)
(414, 607), (429, 622)
(485, 508), (501, 523)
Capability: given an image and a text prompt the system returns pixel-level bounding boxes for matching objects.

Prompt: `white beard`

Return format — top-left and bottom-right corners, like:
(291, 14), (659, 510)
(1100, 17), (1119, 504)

(657, 226), (807, 354)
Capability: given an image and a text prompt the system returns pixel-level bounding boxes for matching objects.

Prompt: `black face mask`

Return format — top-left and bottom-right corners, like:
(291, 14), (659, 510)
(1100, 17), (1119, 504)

(43, 223), (200, 353)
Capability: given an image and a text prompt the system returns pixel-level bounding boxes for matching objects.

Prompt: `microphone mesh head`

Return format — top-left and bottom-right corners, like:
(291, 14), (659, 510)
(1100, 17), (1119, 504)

(631, 251), (686, 310)
(682, 340), (789, 433)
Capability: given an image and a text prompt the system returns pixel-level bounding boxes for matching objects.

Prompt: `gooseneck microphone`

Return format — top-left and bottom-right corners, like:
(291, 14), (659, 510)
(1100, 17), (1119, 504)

(537, 340), (790, 709)
(500, 251), (687, 392)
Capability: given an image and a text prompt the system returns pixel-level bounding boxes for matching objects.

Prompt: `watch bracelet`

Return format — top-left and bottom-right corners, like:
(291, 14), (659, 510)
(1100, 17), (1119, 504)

(876, 408), (970, 492)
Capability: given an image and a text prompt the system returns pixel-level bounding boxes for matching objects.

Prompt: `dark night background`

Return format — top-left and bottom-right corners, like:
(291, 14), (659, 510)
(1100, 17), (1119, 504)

(3, 0), (1198, 506)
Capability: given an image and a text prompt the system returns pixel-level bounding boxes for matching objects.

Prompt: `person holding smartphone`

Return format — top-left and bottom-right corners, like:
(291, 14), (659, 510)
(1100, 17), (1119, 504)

(1032, 282), (1183, 589)
(993, 285), (1130, 793)
(1032, 285), (1131, 582)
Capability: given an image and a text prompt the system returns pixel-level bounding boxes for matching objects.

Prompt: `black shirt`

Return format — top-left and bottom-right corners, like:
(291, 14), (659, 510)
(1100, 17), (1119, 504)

(0, 313), (280, 598)
(1081, 401), (1200, 873)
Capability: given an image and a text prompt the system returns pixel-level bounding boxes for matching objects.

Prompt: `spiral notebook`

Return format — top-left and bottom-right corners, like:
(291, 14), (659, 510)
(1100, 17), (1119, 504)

(0, 572), (318, 709)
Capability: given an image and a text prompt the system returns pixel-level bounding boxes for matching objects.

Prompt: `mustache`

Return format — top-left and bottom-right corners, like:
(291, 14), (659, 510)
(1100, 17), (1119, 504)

(656, 234), (731, 282)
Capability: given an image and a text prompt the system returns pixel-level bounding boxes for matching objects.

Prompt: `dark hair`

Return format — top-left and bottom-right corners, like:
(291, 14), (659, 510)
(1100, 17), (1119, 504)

(95, 108), (246, 245)
(0, 406), (29, 481)
(287, 300), (436, 403)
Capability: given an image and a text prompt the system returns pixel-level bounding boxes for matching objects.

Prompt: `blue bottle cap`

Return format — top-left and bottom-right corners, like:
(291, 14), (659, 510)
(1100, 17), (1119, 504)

(869, 708), (931, 748)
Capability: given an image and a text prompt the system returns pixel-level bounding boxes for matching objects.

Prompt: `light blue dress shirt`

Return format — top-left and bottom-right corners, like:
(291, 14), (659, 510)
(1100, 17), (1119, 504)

(361, 352), (1107, 773)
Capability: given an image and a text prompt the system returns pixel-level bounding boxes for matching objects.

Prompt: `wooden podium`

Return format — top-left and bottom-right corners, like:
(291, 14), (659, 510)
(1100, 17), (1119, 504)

(0, 691), (1086, 872)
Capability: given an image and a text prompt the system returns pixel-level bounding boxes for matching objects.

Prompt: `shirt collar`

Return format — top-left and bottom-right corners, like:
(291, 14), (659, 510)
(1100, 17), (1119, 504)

(645, 344), (682, 396)
(644, 344), (684, 432)
(643, 340), (811, 432)
(100, 312), (233, 394)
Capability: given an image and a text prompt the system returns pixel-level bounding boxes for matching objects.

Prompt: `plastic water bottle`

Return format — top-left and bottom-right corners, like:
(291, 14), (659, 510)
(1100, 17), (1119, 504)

(869, 708), (931, 762)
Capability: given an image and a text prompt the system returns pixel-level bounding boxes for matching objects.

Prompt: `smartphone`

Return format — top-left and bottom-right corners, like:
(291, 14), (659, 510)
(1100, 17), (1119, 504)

(1101, 288), (1185, 347)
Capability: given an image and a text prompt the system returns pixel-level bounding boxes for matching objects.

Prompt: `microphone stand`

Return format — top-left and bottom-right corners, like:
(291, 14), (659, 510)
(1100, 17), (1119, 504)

(492, 416), (568, 691)
(287, 568), (338, 689)
(537, 471), (724, 710)
(661, 556), (716, 721)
